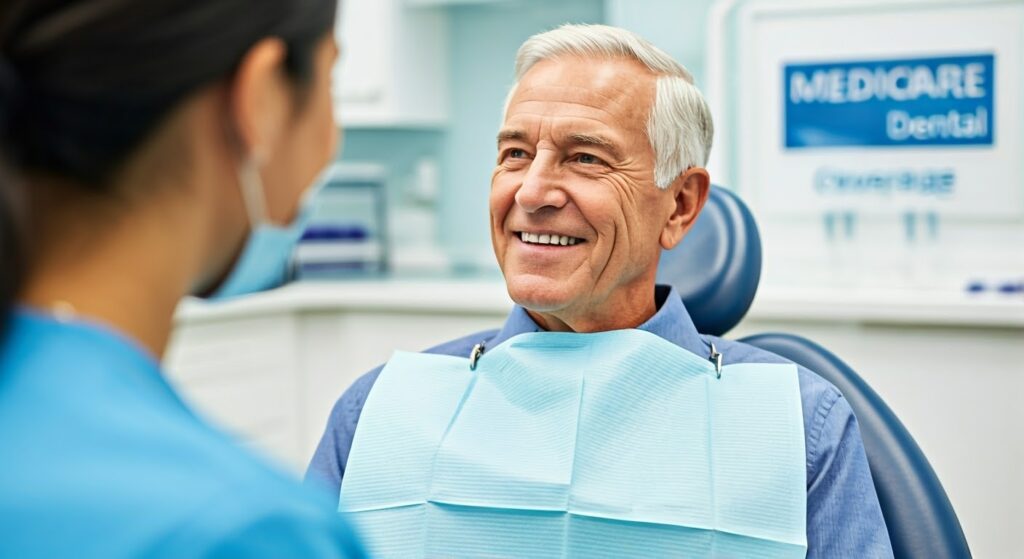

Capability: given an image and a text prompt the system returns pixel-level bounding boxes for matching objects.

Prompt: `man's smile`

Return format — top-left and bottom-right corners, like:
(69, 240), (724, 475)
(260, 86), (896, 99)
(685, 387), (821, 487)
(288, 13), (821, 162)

(515, 230), (587, 246)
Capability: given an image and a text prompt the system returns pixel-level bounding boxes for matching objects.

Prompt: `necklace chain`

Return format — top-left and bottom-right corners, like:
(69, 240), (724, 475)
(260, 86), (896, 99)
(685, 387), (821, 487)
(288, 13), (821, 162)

(50, 300), (78, 323)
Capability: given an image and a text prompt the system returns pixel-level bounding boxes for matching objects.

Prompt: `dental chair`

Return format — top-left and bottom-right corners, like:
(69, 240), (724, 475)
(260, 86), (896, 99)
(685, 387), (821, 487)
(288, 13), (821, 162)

(656, 186), (971, 559)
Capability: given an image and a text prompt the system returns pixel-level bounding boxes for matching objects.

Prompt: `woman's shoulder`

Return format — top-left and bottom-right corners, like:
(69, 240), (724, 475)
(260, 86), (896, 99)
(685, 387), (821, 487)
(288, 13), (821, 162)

(149, 437), (365, 559)
(0, 311), (364, 558)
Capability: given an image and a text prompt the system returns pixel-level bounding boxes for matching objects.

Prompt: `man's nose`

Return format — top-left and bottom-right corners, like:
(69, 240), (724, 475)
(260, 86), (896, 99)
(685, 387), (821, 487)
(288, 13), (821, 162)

(515, 153), (568, 213)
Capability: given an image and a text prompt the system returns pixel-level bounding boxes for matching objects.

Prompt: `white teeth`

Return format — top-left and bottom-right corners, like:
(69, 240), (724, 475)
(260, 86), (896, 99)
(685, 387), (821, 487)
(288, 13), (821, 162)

(519, 232), (582, 246)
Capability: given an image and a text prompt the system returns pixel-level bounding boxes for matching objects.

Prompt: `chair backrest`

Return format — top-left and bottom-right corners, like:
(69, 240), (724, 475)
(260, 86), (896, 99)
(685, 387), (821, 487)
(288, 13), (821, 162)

(738, 333), (972, 559)
(669, 186), (971, 557)
(657, 185), (761, 336)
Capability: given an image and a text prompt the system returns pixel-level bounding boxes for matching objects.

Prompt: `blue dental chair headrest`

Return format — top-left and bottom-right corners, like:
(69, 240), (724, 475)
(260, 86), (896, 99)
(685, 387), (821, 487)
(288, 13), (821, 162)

(656, 185), (761, 336)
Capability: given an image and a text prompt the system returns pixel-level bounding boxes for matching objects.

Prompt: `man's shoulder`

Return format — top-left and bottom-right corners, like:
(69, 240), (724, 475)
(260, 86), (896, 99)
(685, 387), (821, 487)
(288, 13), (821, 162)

(336, 328), (501, 418)
(307, 328), (503, 491)
(705, 335), (851, 470)
(707, 335), (842, 405)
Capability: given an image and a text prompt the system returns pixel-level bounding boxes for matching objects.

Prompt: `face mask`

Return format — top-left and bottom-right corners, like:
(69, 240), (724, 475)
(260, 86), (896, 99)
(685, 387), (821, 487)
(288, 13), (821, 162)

(205, 157), (327, 300)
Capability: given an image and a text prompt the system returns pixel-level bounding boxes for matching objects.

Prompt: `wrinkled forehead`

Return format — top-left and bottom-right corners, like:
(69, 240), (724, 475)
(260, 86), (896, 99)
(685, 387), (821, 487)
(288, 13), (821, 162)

(505, 56), (657, 133)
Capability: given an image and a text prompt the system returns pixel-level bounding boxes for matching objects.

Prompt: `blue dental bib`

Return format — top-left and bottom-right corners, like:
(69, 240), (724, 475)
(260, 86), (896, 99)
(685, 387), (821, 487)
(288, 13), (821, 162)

(341, 329), (807, 558)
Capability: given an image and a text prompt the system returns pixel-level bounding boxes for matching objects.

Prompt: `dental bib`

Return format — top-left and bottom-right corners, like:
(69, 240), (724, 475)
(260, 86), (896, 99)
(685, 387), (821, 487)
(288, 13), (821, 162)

(340, 329), (807, 558)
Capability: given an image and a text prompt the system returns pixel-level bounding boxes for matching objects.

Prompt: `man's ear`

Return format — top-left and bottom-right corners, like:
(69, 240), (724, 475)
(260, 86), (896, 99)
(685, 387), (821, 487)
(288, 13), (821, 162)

(226, 38), (289, 160)
(659, 167), (710, 251)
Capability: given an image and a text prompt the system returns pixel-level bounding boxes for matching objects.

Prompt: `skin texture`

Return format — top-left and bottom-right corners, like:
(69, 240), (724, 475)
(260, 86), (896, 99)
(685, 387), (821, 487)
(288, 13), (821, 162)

(491, 55), (710, 333)
(21, 36), (339, 358)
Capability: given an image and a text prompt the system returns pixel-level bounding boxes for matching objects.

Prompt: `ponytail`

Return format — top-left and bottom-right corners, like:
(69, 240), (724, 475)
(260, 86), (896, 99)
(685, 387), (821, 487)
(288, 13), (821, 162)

(0, 167), (26, 342)
(0, 56), (25, 341)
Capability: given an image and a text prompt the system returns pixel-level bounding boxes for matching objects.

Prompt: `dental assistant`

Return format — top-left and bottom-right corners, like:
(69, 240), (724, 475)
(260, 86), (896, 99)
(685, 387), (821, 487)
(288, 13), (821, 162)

(0, 1), (363, 557)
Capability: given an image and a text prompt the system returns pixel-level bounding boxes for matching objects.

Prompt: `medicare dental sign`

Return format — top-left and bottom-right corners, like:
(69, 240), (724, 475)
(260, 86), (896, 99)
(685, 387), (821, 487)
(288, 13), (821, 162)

(785, 54), (994, 148)
(729, 0), (1024, 219)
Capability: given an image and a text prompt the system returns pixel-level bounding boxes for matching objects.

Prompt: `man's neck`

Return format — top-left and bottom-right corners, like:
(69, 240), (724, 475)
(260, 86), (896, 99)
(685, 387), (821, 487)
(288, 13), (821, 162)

(525, 284), (660, 333)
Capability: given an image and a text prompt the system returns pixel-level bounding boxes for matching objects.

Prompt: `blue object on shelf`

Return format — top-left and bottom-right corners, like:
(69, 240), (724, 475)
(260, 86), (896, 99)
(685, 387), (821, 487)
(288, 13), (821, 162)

(301, 225), (370, 242)
(965, 281), (986, 294)
(996, 281), (1024, 295)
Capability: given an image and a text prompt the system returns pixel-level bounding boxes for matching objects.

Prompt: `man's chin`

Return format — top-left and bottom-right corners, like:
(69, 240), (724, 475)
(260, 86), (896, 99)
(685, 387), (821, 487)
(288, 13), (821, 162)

(504, 273), (576, 313)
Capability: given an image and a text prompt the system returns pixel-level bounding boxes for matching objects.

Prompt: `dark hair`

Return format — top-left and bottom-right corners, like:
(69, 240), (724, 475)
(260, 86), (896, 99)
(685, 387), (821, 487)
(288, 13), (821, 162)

(0, 161), (25, 342)
(0, 0), (336, 337)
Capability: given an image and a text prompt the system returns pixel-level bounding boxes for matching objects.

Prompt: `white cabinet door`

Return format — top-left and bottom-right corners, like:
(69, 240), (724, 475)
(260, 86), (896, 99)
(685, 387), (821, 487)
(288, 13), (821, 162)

(333, 0), (448, 127)
(164, 314), (304, 470)
(333, 0), (389, 108)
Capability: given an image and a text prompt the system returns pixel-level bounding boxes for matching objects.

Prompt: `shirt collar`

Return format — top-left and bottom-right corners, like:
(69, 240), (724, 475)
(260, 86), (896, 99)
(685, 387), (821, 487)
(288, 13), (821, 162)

(8, 307), (190, 412)
(487, 284), (710, 358)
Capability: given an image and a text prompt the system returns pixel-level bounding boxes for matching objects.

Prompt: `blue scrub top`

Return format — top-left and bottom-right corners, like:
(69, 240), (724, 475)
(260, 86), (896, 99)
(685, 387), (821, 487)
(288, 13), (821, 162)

(0, 309), (364, 559)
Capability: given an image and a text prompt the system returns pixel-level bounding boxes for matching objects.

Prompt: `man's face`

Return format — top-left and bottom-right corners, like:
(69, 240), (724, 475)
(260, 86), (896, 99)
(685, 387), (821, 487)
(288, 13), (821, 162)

(490, 56), (678, 328)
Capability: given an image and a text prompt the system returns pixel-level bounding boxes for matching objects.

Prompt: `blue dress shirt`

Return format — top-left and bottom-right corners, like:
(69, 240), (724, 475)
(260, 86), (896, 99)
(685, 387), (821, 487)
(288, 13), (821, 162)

(308, 285), (894, 558)
(0, 309), (365, 559)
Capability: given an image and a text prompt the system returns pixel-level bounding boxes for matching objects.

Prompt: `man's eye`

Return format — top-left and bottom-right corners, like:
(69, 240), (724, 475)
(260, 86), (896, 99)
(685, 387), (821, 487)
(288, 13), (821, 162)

(508, 148), (527, 159)
(576, 153), (602, 165)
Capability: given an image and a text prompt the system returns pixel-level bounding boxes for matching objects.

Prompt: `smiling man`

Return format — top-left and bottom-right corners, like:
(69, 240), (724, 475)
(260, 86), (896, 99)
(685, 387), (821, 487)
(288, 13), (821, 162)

(309, 24), (893, 558)
(491, 50), (693, 334)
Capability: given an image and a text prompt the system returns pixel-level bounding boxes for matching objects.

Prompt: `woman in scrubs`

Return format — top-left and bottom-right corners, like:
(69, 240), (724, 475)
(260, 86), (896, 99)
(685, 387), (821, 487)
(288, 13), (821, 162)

(0, 1), (364, 557)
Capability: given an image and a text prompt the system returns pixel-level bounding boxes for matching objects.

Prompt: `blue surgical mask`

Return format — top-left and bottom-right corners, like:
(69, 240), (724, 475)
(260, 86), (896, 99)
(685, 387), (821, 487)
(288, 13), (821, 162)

(206, 157), (326, 300)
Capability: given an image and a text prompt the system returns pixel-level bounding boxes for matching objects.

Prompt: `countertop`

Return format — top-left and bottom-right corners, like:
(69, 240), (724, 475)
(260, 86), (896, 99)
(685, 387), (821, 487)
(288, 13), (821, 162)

(176, 279), (1024, 329)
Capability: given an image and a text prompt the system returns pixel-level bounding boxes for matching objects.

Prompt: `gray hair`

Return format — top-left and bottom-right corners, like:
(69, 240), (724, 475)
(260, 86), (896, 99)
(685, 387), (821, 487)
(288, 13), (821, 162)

(507, 24), (713, 189)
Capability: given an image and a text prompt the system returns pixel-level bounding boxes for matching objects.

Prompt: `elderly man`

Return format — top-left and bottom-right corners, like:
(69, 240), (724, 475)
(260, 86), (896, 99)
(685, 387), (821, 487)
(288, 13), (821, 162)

(308, 24), (893, 558)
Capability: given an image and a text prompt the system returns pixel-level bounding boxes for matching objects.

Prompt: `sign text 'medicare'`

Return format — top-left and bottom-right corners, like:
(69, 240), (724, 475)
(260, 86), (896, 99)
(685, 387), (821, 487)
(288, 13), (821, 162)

(784, 54), (994, 148)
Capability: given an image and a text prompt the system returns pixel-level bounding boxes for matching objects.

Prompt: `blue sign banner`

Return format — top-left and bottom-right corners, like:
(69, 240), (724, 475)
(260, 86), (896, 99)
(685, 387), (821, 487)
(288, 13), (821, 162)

(784, 54), (994, 148)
